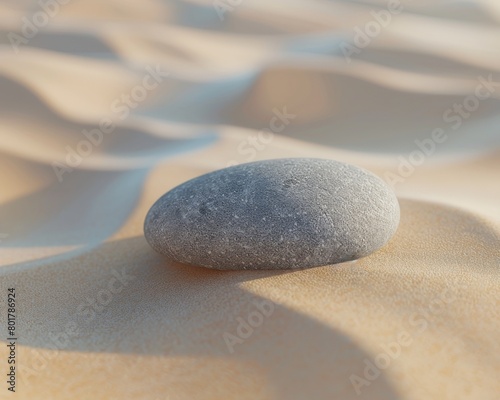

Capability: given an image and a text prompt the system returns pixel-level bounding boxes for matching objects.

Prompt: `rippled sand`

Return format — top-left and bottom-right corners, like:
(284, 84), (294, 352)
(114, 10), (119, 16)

(0, 1), (499, 399)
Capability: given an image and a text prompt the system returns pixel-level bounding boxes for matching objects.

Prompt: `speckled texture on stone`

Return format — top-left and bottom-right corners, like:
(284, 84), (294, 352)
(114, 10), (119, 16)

(144, 158), (400, 270)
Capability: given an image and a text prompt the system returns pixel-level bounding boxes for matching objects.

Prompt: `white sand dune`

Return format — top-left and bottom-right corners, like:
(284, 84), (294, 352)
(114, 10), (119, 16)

(0, 1), (499, 399)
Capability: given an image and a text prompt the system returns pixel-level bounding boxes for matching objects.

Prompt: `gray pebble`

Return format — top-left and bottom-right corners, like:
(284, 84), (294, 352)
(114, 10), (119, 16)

(144, 158), (399, 270)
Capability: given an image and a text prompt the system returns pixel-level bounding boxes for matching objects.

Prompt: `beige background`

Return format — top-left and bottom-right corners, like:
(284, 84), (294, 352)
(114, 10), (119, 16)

(0, 1), (499, 399)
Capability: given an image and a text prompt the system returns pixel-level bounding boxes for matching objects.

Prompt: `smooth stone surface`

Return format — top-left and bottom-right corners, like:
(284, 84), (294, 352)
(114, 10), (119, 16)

(144, 158), (400, 270)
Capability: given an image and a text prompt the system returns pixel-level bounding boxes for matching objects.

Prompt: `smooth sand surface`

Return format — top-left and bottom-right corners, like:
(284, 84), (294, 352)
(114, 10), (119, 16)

(0, 1), (499, 399)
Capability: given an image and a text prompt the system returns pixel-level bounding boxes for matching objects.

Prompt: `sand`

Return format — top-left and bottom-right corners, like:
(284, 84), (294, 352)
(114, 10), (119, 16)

(0, 0), (499, 399)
